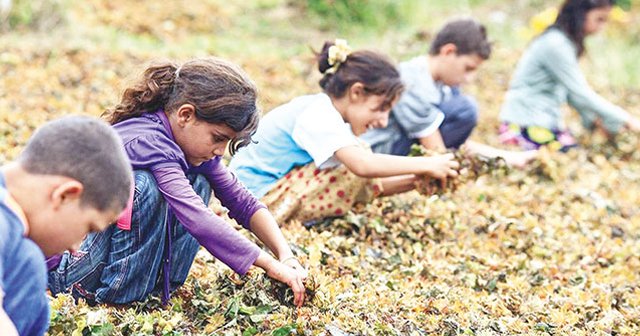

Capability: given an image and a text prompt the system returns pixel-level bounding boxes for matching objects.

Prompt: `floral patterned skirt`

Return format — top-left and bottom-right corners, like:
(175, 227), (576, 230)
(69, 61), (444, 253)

(261, 163), (383, 225)
(498, 123), (577, 152)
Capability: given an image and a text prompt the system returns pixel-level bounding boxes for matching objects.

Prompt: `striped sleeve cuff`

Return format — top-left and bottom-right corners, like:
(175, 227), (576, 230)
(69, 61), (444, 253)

(409, 112), (445, 139)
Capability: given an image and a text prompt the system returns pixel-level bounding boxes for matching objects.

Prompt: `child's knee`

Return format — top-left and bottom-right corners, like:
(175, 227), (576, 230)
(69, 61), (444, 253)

(133, 170), (161, 200)
(459, 96), (479, 125)
(442, 94), (478, 126)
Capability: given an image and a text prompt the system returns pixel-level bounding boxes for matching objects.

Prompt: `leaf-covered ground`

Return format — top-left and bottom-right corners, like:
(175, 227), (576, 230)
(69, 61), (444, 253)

(2, 1), (640, 335)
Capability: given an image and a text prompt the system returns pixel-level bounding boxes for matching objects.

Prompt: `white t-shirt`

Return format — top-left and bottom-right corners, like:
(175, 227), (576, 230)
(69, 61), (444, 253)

(229, 93), (359, 197)
(291, 94), (359, 168)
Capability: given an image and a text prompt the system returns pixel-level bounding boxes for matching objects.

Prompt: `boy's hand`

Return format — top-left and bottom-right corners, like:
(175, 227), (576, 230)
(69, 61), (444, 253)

(502, 150), (538, 169)
(265, 259), (307, 307)
(626, 117), (640, 133)
(0, 302), (18, 336)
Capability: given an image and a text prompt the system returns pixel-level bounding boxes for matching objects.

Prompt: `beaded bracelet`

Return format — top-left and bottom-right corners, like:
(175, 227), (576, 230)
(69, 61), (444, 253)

(280, 256), (300, 265)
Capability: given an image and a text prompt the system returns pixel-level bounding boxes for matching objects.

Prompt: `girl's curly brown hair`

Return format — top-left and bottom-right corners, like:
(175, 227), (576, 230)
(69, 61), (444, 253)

(104, 57), (259, 155)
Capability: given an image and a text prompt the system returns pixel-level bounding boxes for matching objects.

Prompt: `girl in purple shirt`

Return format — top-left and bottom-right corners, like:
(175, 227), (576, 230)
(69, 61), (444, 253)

(48, 58), (307, 307)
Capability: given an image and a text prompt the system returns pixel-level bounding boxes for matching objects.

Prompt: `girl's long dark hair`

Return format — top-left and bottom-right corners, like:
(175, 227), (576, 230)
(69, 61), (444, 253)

(104, 58), (259, 155)
(551, 0), (616, 57)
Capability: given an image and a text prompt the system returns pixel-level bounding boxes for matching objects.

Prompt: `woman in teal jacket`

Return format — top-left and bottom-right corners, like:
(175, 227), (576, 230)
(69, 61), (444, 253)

(499, 0), (640, 151)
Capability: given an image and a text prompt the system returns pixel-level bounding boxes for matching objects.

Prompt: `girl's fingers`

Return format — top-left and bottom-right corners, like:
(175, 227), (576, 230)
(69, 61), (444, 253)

(293, 278), (305, 307)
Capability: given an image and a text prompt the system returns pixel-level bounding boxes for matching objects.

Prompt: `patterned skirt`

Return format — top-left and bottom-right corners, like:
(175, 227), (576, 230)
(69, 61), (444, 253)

(498, 123), (577, 152)
(261, 163), (383, 225)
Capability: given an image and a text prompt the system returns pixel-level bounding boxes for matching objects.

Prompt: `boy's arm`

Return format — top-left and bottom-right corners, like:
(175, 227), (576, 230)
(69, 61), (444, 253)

(418, 130), (446, 151)
(0, 295), (19, 336)
(463, 141), (537, 168)
(418, 131), (537, 168)
(0, 225), (16, 335)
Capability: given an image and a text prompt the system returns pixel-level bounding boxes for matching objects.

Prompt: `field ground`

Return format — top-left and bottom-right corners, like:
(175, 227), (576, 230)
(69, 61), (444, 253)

(2, 1), (640, 335)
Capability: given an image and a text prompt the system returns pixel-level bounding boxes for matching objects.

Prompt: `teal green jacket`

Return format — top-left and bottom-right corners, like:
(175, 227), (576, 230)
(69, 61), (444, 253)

(500, 28), (629, 133)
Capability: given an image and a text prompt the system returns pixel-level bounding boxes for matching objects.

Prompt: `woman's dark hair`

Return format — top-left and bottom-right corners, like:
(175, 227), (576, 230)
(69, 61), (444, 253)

(317, 41), (404, 111)
(104, 57), (259, 155)
(551, 0), (616, 57)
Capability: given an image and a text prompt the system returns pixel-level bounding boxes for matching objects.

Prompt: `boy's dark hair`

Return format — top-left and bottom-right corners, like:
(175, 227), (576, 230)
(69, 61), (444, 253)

(551, 0), (616, 57)
(317, 41), (404, 111)
(18, 116), (132, 212)
(429, 19), (492, 60)
(104, 57), (259, 156)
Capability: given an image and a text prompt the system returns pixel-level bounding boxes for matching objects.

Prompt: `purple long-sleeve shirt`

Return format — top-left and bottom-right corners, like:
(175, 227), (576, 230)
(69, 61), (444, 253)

(113, 111), (264, 275)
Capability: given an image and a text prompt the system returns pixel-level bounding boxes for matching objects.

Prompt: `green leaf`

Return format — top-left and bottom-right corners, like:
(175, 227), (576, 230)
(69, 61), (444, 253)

(254, 305), (272, 315)
(238, 306), (255, 315)
(224, 298), (240, 319)
(534, 322), (554, 333)
(486, 277), (498, 293)
(272, 324), (297, 336)
(89, 323), (115, 335)
(385, 280), (397, 290)
(249, 314), (266, 323)
(243, 327), (259, 336)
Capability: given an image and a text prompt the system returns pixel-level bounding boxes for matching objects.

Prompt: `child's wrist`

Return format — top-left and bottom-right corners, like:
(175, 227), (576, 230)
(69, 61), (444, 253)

(254, 251), (276, 271)
(280, 255), (299, 265)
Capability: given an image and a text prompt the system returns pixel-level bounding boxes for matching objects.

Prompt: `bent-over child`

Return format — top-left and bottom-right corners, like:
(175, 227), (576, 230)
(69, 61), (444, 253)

(48, 58), (308, 307)
(1, 116), (132, 335)
(229, 40), (460, 225)
(500, 0), (640, 151)
(361, 19), (537, 167)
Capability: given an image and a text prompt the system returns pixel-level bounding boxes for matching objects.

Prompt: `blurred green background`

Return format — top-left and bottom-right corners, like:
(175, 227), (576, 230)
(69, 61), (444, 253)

(1, 0), (637, 158)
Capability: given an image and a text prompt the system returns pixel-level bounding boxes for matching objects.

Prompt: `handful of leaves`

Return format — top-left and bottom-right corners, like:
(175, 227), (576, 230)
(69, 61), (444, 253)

(271, 275), (319, 307)
(409, 144), (509, 195)
(223, 271), (319, 308)
(593, 131), (640, 161)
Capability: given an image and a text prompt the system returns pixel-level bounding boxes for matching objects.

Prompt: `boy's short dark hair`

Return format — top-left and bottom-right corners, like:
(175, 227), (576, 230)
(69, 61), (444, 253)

(18, 116), (132, 212)
(429, 19), (492, 59)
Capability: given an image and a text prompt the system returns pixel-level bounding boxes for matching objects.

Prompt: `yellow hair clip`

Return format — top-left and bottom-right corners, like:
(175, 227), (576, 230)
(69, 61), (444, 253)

(325, 39), (352, 74)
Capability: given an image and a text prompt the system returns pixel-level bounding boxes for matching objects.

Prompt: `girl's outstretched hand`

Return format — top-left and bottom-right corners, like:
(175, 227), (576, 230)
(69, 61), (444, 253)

(264, 258), (307, 307)
(424, 153), (459, 189)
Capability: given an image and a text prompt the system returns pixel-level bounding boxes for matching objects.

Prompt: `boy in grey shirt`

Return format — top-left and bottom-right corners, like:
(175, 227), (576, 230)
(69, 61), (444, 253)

(362, 19), (536, 167)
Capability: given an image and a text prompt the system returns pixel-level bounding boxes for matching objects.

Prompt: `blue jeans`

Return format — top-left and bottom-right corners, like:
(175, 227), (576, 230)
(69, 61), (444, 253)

(48, 170), (211, 305)
(389, 90), (478, 155)
(438, 91), (478, 149)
